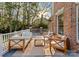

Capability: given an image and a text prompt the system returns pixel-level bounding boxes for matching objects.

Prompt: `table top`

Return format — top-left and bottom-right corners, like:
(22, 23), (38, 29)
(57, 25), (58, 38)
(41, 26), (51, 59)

(33, 36), (44, 40)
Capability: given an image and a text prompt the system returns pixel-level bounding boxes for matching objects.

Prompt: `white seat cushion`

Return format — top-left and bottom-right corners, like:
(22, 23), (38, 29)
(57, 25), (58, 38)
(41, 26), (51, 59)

(22, 31), (32, 39)
(10, 34), (24, 40)
(51, 41), (64, 48)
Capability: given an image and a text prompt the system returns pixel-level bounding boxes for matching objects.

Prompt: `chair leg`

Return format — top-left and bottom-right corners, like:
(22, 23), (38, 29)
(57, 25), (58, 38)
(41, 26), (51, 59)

(64, 49), (67, 55)
(8, 40), (10, 52)
(23, 40), (25, 52)
(64, 40), (67, 56)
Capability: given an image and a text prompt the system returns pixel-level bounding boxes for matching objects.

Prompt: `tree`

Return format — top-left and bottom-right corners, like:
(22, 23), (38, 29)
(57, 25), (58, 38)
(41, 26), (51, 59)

(4, 2), (14, 32)
(22, 2), (39, 28)
(0, 2), (52, 33)
(13, 2), (21, 31)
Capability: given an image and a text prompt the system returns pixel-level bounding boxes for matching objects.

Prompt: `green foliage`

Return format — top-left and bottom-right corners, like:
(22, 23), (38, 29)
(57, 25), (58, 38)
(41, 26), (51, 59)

(0, 2), (51, 33)
(32, 18), (48, 29)
(38, 23), (48, 29)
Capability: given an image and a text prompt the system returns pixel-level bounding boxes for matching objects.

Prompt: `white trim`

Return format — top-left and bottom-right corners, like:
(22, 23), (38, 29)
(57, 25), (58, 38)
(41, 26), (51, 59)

(55, 7), (64, 15)
(76, 5), (79, 43)
(56, 7), (64, 34)
(57, 15), (58, 34)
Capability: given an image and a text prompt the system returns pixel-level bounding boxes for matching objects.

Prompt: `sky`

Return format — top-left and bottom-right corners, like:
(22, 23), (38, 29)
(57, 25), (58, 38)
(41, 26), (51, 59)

(39, 2), (52, 19)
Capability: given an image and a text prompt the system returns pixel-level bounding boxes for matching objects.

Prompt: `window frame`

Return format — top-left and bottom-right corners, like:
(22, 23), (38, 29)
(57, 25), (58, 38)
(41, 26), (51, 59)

(57, 14), (64, 35)
(76, 5), (79, 43)
(55, 7), (64, 35)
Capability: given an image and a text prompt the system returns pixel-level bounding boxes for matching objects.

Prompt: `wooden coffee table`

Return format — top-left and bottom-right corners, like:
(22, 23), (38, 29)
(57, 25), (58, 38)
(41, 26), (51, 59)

(34, 36), (45, 47)
(34, 39), (45, 47)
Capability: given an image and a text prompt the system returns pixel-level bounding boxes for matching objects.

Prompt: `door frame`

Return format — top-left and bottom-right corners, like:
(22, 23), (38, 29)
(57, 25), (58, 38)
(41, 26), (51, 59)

(55, 7), (64, 34)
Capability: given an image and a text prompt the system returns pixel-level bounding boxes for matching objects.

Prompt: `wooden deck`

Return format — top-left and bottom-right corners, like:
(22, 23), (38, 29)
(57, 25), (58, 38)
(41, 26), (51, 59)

(1, 38), (79, 57)
(1, 32), (79, 57)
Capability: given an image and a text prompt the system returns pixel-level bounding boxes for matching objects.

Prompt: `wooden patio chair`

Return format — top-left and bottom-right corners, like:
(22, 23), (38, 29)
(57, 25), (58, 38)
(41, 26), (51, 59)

(50, 34), (67, 54)
(8, 35), (25, 52)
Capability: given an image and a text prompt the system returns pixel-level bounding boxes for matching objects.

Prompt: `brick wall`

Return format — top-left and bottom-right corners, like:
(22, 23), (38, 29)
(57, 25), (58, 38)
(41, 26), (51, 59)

(64, 3), (77, 50)
(51, 2), (78, 51)
(54, 2), (64, 13)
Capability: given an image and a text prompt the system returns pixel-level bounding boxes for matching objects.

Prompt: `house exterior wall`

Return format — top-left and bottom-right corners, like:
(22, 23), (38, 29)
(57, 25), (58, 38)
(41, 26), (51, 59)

(51, 2), (78, 51)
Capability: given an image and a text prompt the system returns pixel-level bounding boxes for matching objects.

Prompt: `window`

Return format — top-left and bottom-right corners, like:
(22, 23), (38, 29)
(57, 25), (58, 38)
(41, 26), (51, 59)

(78, 7), (79, 41)
(76, 5), (79, 43)
(58, 14), (64, 35)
